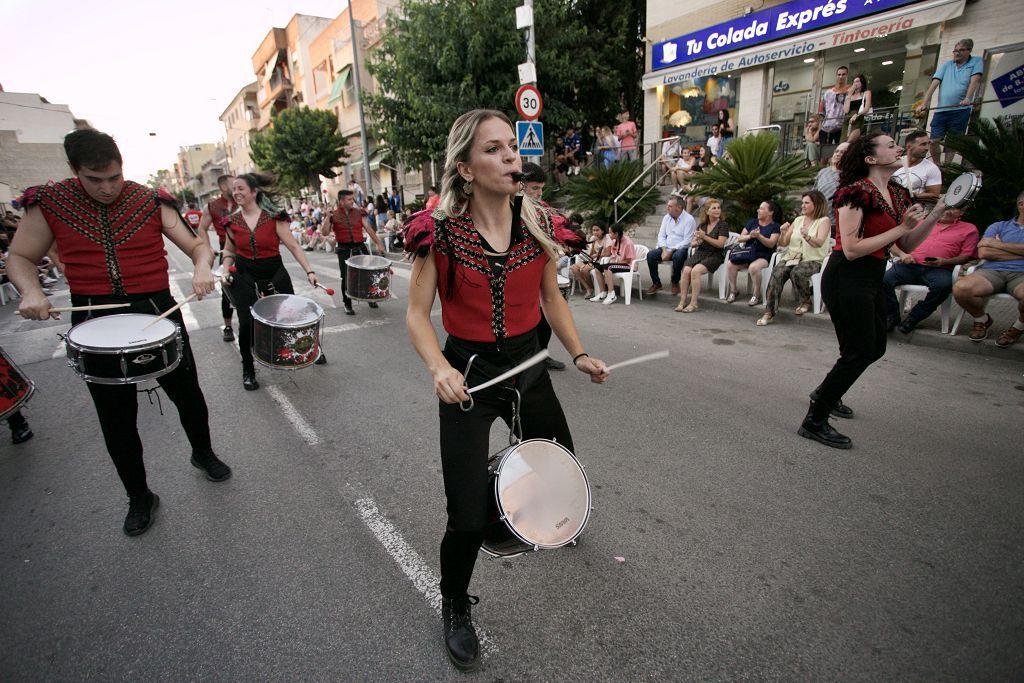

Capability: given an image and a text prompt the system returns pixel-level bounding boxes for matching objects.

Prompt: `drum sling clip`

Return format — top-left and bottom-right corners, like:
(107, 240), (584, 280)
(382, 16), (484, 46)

(137, 385), (165, 416)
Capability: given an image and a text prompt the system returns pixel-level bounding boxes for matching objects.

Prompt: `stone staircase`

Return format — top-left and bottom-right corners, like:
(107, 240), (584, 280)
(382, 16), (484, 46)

(625, 185), (676, 247)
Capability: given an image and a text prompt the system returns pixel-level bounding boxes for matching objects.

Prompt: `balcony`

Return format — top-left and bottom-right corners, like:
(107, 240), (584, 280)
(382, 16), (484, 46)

(258, 72), (293, 109)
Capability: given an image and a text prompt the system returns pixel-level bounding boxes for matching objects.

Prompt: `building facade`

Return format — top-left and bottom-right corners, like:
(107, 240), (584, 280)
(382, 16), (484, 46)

(642, 0), (1024, 153)
(220, 82), (259, 176)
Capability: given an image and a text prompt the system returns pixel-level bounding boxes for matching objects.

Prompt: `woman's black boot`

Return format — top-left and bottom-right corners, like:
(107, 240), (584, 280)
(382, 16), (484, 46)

(242, 363), (259, 391)
(798, 398), (852, 449)
(441, 595), (480, 672)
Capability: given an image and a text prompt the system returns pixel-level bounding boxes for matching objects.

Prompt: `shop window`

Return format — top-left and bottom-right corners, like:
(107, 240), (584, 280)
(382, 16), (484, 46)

(661, 75), (738, 145)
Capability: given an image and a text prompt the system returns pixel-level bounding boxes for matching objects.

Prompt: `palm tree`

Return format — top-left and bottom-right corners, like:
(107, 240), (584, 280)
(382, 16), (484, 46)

(688, 133), (817, 218)
(565, 159), (662, 228)
(943, 116), (1024, 232)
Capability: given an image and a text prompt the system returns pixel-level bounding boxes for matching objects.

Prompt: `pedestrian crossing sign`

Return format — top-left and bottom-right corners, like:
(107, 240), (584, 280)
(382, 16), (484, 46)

(516, 120), (544, 156)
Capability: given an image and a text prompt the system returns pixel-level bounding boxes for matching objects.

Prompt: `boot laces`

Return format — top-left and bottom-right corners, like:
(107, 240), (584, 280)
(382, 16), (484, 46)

(446, 595), (479, 629)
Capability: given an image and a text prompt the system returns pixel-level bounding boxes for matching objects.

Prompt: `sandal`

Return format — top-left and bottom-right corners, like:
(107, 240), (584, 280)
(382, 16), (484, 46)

(674, 303), (686, 312)
(756, 315), (774, 326)
(794, 304), (811, 316)
(725, 292), (736, 304)
(681, 304), (699, 313)
(748, 296), (760, 306)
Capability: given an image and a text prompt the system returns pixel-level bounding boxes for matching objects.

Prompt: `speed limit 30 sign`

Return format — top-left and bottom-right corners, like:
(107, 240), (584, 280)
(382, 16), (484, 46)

(515, 84), (543, 121)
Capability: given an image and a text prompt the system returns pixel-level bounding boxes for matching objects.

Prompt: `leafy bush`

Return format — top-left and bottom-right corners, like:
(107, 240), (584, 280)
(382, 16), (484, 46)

(688, 133), (818, 218)
(564, 159), (661, 227)
(943, 116), (1024, 232)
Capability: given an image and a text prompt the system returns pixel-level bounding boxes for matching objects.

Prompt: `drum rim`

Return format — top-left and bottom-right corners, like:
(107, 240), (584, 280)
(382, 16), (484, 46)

(944, 172), (982, 207)
(0, 381), (34, 421)
(65, 315), (180, 353)
(345, 254), (392, 269)
(250, 294), (325, 327)
(489, 437), (592, 551)
(75, 355), (182, 385)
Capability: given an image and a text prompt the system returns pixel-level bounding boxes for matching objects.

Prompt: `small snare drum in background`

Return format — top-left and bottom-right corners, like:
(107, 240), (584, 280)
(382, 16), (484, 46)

(0, 345), (35, 420)
(346, 255), (392, 302)
(65, 314), (183, 385)
(251, 294), (325, 369)
(944, 172), (982, 209)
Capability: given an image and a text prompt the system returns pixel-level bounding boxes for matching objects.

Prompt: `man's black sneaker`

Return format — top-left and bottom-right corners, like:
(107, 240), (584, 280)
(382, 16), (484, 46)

(315, 352), (327, 365)
(190, 450), (232, 482)
(368, 302), (379, 309)
(124, 492), (159, 536)
(897, 319), (916, 335)
(10, 421), (33, 444)
(344, 306), (356, 316)
(223, 326), (235, 342)
(243, 370), (259, 391)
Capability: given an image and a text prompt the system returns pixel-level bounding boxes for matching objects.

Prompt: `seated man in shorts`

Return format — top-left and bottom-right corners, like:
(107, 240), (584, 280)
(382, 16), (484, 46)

(953, 189), (1024, 347)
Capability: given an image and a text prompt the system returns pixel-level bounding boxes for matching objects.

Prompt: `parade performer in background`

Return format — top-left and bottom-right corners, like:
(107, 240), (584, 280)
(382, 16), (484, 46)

(221, 173), (322, 391)
(799, 132), (944, 449)
(405, 110), (608, 672)
(7, 129), (231, 536)
(198, 174), (236, 341)
(321, 190), (386, 316)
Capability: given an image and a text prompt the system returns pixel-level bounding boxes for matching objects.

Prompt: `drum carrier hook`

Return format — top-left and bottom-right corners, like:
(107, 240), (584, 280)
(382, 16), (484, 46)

(459, 353), (523, 445)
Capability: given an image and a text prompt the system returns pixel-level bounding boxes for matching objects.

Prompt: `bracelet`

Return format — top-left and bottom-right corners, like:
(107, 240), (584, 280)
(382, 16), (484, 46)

(572, 352), (589, 366)
(306, 270), (315, 275)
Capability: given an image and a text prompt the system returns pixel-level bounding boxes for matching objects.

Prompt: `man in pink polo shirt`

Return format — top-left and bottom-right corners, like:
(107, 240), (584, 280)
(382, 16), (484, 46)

(883, 204), (978, 333)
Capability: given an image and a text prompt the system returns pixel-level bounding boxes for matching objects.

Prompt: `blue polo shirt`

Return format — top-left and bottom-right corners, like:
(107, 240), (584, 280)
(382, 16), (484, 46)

(934, 56), (983, 110)
(979, 219), (1024, 272)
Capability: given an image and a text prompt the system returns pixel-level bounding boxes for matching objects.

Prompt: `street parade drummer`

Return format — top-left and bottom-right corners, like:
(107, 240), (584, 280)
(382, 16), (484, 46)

(404, 109), (608, 672)
(6, 128), (232, 537)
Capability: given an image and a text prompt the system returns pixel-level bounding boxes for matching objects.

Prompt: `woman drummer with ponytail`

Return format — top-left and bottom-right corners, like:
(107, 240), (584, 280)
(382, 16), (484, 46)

(404, 110), (608, 672)
(222, 173), (322, 391)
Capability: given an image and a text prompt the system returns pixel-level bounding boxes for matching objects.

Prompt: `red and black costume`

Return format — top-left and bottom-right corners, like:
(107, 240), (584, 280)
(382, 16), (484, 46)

(404, 203), (575, 600)
(223, 208), (294, 371)
(204, 196), (235, 319)
(329, 205), (370, 309)
(17, 178), (215, 500)
(812, 178), (912, 409)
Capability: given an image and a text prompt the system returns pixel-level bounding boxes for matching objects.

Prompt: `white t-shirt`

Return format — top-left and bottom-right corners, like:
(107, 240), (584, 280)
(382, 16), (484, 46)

(707, 135), (722, 157)
(892, 158), (942, 198)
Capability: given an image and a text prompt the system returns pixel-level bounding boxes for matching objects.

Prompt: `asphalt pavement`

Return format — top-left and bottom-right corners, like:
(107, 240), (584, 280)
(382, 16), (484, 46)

(1, 242), (1021, 681)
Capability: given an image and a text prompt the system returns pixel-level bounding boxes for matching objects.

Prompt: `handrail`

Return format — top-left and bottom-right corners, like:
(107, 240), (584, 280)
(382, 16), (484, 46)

(615, 168), (674, 228)
(613, 136), (680, 224)
(743, 124), (782, 136)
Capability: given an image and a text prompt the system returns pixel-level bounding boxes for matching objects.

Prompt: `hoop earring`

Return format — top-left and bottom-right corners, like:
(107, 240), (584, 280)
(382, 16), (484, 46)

(463, 179), (473, 196)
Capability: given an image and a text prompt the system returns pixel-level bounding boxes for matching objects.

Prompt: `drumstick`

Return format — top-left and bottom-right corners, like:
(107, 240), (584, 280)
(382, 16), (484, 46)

(467, 349), (549, 394)
(142, 293), (197, 329)
(315, 282), (336, 296)
(605, 349), (670, 373)
(17, 303), (130, 315)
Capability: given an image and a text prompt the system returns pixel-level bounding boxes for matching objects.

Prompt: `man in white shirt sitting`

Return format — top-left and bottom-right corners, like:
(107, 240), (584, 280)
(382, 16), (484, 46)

(644, 197), (696, 295)
(892, 130), (943, 210)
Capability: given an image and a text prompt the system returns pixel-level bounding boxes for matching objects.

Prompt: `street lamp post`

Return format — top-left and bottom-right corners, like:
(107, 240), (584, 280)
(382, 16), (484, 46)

(348, 0), (374, 198)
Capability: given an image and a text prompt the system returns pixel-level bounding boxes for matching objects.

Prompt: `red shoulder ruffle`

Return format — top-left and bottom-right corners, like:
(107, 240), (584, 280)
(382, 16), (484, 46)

(403, 209), (437, 257)
(15, 185), (42, 209)
(156, 187), (178, 208)
(833, 181), (875, 211)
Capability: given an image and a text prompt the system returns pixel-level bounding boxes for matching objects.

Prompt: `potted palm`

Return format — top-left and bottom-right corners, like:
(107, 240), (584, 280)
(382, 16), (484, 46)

(943, 115), (1024, 232)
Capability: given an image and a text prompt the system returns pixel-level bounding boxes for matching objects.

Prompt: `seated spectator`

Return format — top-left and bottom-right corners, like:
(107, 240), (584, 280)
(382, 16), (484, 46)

(724, 200), (783, 305)
(571, 221), (611, 298)
(675, 199), (729, 312)
(590, 223), (636, 305)
(645, 197), (696, 296)
(757, 191), (831, 325)
(884, 204), (978, 333)
(815, 142), (849, 230)
(661, 137), (682, 187)
(290, 214), (305, 243)
(953, 189), (1024, 347)
(672, 148), (698, 199)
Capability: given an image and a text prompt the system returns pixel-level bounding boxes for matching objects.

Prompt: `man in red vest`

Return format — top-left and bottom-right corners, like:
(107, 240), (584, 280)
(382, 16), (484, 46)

(6, 129), (230, 537)
(322, 189), (385, 315)
(198, 174), (236, 341)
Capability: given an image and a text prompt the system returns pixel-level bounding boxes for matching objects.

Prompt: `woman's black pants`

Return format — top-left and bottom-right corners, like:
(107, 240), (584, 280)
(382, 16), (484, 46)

(230, 256), (294, 370)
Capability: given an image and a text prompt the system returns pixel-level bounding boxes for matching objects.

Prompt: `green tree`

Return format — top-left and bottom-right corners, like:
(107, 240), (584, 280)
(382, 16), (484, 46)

(365, 0), (644, 166)
(171, 188), (196, 207)
(248, 107), (348, 193)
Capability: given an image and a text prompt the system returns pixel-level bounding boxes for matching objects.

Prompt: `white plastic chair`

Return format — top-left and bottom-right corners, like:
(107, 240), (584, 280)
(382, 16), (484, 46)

(887, 260), (957, 334)
(720, 250), (776, 304)
(949, 263), (1017, 335)
(810, 251), (831, 314)
(612, 244), (650, 305)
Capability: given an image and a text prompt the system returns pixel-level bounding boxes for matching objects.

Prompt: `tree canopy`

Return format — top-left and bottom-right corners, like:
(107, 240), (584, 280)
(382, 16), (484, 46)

(249, 107), (349, 193)
(365, 0), (644, 166)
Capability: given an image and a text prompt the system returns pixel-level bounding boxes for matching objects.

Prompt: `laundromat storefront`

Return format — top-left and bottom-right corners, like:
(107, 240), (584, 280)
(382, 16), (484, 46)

(643, 0), (967, 145)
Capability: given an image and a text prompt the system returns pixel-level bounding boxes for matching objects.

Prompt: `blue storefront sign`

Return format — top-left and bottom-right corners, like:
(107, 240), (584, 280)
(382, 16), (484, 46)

(653, 0), (924, 70)
(990, 64), (1024, 108)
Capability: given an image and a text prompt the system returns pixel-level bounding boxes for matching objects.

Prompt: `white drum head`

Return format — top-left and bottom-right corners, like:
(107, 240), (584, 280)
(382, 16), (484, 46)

(346, 254), (391, 270)
(944, 172), (982, 208)
(251, 294), (324, 326)
(495, 439), (590, 549)
(67, 314), (178, 350)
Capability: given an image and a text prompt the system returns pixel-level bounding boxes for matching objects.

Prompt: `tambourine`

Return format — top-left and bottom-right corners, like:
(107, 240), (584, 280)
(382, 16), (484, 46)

(944, 172), (982, 209)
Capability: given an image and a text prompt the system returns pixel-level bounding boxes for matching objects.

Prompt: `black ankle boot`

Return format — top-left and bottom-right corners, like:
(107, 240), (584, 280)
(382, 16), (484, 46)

(441, 595), (480, 672)
(798, 399), (852, 449)
(831, 399), (854, 419)
(242, 366), (259, 391)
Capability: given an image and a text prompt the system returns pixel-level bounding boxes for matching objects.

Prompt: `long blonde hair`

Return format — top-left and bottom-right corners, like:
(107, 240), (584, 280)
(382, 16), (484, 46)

(438, 109), (560, 260)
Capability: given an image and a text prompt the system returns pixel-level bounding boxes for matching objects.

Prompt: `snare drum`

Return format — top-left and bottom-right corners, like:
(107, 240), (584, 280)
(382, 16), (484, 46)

(944, 172), (982, 209)
(345, 255), (392, 301)
(65, 314), (183, 385)
(251, 294), (324, 369)
(0, 345), (35, 420)
(482, 438), (592, 557)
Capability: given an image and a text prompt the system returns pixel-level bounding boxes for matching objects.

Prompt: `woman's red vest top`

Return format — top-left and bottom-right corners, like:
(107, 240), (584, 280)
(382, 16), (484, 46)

(19, 179), (172, 296)
(225, 210), (281, 259)
(330, 206), (364, 244)
(405, 209), (552, 343)
(833, 179), (912, 260)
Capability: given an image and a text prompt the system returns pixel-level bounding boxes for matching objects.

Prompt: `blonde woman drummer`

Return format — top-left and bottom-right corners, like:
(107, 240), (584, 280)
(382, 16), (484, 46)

(404, 109), (608, 672)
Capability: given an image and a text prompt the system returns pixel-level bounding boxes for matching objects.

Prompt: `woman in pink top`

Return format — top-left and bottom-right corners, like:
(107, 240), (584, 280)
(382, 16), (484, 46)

(615, 111), (638, 161)
(589, 223), (636, 305)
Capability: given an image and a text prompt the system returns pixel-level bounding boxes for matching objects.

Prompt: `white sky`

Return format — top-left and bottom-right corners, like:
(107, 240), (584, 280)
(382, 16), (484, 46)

(0, 0), (346, 183)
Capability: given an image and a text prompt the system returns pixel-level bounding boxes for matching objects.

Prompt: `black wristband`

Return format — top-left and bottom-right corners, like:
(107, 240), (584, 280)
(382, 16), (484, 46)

(306, 270), (315, 275)
(572, 352), (589, 366)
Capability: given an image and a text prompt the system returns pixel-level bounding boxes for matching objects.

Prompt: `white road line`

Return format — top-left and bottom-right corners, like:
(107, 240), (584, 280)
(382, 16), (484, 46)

(265, 385), (321, 446)
(167, 278), (200, 331)
(354, 497), (497, 656)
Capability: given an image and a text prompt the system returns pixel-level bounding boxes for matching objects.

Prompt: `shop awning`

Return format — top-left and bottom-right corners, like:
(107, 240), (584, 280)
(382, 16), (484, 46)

(327, 66), (352, 106)
(642, 0), (965, 89)
(348, 149), (386, 170)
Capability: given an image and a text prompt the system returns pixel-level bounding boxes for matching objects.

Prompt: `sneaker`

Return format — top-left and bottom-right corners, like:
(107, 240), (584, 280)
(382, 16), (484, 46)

(995, 325), (1023, 348)
(344, 305), (356, 316)
(897, 319), (916, 335)
(968, 314), (993, 342)
(190, 450), (232, 482)
(368, 302), (379, 309)
(315, 352), (327, 365)
(602, 293), (618, 305)
(589, 292), (606, 302)
(124, 492), (159, 536)
(10, 421), (33, 444)
(222, 326), (235, 342)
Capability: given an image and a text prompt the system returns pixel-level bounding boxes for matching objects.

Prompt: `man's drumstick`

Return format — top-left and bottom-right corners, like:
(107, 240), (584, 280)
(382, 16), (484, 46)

(142, 293), (198, 329)
(17, 303), (130, 316)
